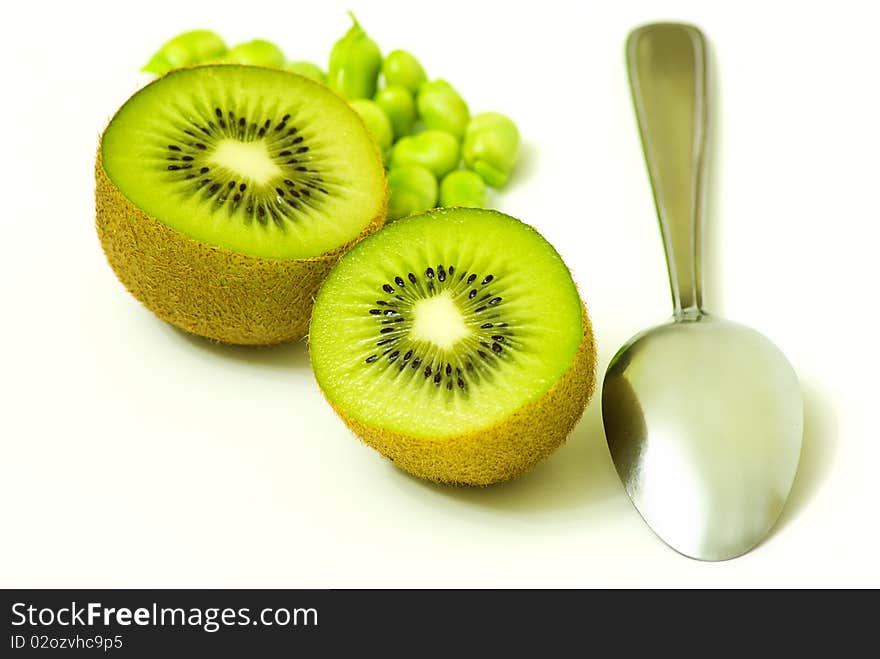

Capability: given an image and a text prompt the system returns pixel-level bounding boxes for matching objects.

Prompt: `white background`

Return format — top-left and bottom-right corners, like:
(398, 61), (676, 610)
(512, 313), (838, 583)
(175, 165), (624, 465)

(1, 0), (877, 588)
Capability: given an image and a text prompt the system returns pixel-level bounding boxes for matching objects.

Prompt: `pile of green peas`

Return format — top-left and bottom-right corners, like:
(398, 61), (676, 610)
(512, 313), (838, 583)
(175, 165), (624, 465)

(142, 15), (520, 221)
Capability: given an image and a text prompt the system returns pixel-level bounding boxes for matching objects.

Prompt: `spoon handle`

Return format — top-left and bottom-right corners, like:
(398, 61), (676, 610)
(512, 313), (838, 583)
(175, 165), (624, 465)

(627, 23), (708, 319)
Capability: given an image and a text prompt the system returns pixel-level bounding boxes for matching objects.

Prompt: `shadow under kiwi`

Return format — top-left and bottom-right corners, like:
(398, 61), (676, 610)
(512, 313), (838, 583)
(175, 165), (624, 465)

(771, 379), (838, 534)
(162, 322), (312, 371)
(393, 391), (624, 516)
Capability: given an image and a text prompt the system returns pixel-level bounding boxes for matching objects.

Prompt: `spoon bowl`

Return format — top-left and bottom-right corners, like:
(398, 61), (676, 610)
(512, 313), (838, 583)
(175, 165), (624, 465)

(603, 314), (802, 560)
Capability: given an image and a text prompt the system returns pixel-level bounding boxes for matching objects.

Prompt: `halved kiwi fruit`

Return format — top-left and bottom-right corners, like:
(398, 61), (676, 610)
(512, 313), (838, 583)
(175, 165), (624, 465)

(309, 208), (596, 485)
(97, 65), (386, 345)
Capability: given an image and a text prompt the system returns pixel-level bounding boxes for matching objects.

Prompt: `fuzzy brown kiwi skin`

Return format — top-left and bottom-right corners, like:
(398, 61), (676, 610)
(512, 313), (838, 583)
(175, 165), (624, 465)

(318, 306), (597, 486)
(96, 152), (387, 345)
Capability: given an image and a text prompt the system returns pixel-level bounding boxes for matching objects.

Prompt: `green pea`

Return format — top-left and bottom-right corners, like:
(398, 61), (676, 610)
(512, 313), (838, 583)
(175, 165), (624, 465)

(416, 79), (470, 139)
(462, 112), (520, 188)
(439, 170), (487, 208)
(382, 50), (426, 94)
(349, 99), (394, 152)
(390, 130), (460, 179)
(285, 61), (327, 83)
(142, 30), (227, 75)
(386, 166), (438, 221)
(328, 12), (382, 100)
(374, 85), (416, 139)
(223, 39), (286, 68)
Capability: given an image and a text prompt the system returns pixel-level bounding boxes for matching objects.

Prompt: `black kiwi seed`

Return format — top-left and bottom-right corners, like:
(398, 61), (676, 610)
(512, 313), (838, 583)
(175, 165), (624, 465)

(359, 265), (517, 395)
(160, 103), (330, 225)
(365, 355), (378, 364)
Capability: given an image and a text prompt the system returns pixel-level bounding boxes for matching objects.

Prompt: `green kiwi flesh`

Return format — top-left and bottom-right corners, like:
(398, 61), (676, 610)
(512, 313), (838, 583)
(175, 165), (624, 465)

(309, 208), (596, 484)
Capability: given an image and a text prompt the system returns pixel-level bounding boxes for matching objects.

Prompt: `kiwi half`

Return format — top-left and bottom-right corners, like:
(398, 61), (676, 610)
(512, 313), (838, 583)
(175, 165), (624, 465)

(97, 65), (386, 345)
(309, 208), (596, 485)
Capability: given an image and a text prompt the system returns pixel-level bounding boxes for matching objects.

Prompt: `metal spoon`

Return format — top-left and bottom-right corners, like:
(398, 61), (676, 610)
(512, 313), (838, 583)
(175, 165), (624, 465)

(602, 23), (803, 561)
